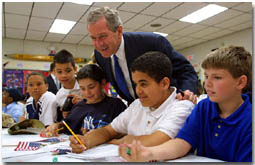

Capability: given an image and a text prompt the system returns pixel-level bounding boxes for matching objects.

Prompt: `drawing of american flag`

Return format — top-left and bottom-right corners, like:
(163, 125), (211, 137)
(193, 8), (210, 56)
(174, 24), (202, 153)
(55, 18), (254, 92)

(14, 142), (41, 151)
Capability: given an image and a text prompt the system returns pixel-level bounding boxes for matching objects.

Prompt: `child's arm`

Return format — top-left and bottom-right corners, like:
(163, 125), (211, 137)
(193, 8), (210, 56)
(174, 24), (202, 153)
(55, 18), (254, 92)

(119, 138), (191, 162)
(109, 130), (170, 147)
(69, 125), (121, 153)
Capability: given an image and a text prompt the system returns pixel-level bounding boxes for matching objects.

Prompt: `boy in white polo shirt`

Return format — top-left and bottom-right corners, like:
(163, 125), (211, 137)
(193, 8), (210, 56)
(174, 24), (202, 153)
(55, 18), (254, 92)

(69, 51), (195, 153)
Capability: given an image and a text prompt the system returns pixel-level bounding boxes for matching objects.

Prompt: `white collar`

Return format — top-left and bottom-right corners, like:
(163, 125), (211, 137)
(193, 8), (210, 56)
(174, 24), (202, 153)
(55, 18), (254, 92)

(112, 36), (125, 61)
(148, 87), (177, 118)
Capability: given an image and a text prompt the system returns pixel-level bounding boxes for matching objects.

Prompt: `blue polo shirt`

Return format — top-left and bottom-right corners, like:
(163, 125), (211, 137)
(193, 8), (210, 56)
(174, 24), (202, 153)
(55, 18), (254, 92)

(176, 94), (252, 162)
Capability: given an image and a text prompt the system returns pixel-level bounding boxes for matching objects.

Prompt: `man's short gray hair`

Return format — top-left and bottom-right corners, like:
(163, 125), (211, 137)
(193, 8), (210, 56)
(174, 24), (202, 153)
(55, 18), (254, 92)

(87, 6), (123, 32)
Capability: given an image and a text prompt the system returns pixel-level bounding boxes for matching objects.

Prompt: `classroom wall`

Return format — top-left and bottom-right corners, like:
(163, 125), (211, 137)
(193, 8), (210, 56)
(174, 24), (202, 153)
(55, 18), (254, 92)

(2, 38), (94, 71)
(2, 27), (252, 75)
(178, 28), (252, 82)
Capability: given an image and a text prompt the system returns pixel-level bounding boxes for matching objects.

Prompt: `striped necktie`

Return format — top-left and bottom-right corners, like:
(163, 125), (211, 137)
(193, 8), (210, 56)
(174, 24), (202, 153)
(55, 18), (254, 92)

(113, 55), (132, 99)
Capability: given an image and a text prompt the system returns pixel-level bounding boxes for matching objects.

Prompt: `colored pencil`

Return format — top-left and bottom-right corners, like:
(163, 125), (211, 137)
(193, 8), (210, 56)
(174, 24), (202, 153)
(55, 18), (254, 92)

(62, 121), (86, 148)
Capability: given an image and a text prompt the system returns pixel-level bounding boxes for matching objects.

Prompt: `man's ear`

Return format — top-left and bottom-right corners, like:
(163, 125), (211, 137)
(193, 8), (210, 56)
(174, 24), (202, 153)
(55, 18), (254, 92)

(236, 75), (247, 90)
(160, 77), (171, 90)
(117, 25), (123, 38)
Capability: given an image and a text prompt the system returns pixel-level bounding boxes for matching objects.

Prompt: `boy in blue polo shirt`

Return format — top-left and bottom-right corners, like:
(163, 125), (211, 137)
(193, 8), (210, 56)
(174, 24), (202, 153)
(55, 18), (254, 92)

(119, 45), (252, 162)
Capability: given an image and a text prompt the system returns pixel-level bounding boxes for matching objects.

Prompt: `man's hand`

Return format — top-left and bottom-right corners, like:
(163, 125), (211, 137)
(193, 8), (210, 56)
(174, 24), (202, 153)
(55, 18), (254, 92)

(119, 140), (153, 162)
(69, 135), (87, 153)
(176, 89), (197, 104)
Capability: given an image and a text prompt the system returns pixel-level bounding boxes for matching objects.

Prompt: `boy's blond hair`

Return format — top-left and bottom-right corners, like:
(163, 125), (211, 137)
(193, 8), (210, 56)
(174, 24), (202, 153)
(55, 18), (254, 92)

(201, 45), (251, 93)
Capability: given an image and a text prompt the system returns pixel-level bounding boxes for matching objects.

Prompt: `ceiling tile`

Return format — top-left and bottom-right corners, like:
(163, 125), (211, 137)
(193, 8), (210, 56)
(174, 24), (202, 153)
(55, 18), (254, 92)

(160, 21), (191, 34)
(69, 22), (87, 35)
(118, 11), (136, 24)
(93, 2), (123, 9)
(232, 2), (252, 12)
(6, 28), (26, 39)
(79, 6), (98, 23)
(57, 2), (89, 21)
(141, 2), (181, 16)
(205, 29), (234, 40)
(62, 34), (85, 44)
(189, 27), (221, 38)
(26, 30), (47, 41)
(162, 2), (207, 20)
(211, 2), (242, 8)
(5, 14), (29, 29)
(139, 17), (175, 32)
(174, 24), (207, 36)
(5, 2), (33, 16)
(173, 36), (194, 45)
(118, 2), (153, 13)
(199, 9), (243, 26)
(166, 34), (181, 43)
(79, 35), (92, 45)
(228, 21), (252, 31)
(124, 14), (155, 30)
(214, 13), (252, 28)
(44, 33), (65, 42)
(28, 17), (53, 31)
(32, 2), (62, 19)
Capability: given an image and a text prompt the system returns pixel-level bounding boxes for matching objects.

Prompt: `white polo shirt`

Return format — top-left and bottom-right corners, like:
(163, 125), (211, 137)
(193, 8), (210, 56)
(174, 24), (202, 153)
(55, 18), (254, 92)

(111, 87), (194, 139)
(26, 91), (57, 126)
(56, 80), (81, 107)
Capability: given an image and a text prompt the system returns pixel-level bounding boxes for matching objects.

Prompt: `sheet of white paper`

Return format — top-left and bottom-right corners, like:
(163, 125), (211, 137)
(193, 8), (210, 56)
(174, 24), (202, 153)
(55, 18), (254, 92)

(167, 154), (224, 162)
(66, 144), (119, 160)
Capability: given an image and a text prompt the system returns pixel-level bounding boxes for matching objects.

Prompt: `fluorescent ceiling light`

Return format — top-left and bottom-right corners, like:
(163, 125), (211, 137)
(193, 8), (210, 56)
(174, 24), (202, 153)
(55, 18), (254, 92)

(179, 4), (228, 24)
(72, 1), (93, 6)
(153, 32), (168, 37)
(49, 19), (76, 34)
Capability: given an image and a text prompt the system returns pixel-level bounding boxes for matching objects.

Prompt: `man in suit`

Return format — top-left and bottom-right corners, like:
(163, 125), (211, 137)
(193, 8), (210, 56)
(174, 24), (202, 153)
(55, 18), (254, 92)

(87, 7), (198, 104)
(46, 63), (61, 95)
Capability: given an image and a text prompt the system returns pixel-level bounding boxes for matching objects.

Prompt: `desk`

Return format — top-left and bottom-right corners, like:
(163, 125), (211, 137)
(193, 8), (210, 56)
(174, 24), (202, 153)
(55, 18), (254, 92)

(2, 129), (223, 162)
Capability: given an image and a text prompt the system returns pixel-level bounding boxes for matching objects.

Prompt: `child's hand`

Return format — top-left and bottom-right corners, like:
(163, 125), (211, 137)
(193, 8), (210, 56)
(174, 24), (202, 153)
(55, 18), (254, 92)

(69, 135), (87, 153)
(119, 140), (153, 162)
(176, 90), (197, 104)
(68, 94), (83, 104)
(41, 123), (60, 137)
(18, 116), (26, 122)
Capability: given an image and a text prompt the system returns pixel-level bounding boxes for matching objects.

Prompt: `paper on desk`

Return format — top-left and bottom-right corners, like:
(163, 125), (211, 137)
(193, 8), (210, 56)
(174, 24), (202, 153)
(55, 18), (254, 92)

(168, 154), (224, 162)
(66, 144), (119, 160)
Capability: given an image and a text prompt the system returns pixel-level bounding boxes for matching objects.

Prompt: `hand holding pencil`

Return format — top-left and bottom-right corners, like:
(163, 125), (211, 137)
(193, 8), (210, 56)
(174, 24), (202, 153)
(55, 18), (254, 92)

(40, 123), (64, 137)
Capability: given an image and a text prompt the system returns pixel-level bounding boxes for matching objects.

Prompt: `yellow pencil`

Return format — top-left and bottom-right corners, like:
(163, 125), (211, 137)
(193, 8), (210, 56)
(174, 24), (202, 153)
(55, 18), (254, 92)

(62, 120), (86, 148)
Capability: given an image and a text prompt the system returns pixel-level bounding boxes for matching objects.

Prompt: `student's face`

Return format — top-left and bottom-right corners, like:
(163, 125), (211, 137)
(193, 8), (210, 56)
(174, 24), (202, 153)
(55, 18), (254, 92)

(27, 75), (48, 101)
(55, 63), (76, 87)
(88, 17), (122, 58)
(132, 71), (170, 109)
(78, 78), (105, 104)
(2, 91), (11, 104)
(204, 68), (244, 103)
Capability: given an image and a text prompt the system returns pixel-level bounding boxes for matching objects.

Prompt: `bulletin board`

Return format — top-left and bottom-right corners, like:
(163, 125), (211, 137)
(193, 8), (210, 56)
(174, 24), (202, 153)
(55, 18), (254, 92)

(3, 69), (49, 94)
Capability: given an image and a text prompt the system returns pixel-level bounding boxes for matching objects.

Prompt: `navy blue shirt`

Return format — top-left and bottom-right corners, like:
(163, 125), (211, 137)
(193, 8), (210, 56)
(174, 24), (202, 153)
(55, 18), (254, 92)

(64, 96), (126, 135)
(176, 94), (252, 162)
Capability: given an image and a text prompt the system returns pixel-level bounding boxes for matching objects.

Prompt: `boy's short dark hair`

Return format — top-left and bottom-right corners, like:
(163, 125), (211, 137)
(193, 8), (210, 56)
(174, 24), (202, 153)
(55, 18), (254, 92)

(53, 49), (75, 68)
(3, 88), (23, 102)
(27, 72), (47, 84)
(49, 63), (55, 72)
(201, 45), (252, 93)
(131, 51), (172, 84)
(76, 64), (106, 83)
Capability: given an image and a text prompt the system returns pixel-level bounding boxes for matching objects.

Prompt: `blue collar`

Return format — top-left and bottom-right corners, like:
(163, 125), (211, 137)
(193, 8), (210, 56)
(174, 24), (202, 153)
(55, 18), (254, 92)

(210, 94), (250, 125)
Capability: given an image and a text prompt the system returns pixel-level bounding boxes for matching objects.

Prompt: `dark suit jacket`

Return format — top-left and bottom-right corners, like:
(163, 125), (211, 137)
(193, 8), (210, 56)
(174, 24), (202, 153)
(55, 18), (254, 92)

(46, 74), (58, 95)
(95, 32), (198, 104)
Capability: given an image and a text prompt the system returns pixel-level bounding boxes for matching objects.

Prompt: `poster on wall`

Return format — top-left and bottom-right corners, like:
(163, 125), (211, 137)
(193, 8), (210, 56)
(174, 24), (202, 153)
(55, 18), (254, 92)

(3, 70), (24, 94)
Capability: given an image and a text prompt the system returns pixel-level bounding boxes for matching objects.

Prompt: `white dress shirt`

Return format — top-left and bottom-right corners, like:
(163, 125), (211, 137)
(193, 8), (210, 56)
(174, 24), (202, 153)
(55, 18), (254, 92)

(111, 36), (135, 99)
(111, 87), (195, 139)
